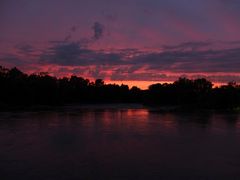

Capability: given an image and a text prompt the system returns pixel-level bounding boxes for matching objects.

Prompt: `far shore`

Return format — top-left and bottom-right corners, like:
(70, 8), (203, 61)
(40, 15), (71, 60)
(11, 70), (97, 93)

(1, 103), (240, 113)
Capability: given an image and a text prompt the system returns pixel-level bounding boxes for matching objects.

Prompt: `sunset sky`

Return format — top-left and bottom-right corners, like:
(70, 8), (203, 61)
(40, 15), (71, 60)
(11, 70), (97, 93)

(1, 0), (240, 89)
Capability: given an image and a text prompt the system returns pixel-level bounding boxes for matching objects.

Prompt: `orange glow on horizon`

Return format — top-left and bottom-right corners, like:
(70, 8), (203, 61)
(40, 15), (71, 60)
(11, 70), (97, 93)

(106, 80), (228, 90)
(105, 80), (172, 90)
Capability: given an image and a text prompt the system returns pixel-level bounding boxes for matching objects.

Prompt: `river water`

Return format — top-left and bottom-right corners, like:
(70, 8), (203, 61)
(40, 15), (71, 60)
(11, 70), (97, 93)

(0, 105), (240, 179)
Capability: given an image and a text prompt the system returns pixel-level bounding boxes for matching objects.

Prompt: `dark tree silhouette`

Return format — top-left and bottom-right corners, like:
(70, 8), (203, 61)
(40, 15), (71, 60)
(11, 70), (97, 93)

(0, 65), (240, 110)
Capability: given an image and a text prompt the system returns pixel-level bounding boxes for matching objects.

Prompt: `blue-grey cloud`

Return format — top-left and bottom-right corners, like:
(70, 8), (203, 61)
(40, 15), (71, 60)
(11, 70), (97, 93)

(39, 40), (240, 74)
(39, 41), (124, 66)
(92, 22), (105, 40)
(134, 48), (240, 73)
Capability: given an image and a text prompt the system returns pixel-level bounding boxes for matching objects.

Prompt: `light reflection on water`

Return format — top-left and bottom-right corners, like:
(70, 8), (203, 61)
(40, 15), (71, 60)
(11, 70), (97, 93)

(0, 107), (240, 179)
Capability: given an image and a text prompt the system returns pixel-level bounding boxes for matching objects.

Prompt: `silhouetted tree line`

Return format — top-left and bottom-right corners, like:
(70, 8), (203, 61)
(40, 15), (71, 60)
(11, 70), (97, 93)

(0, 66), (142, 106)
(0, 65), (240, 109)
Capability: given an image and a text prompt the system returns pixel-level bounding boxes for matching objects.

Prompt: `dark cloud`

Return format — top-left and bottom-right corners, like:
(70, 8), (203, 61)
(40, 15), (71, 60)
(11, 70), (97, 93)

(92, 22), (104, 40)
(134, 48), (240, 73)
(39, 41), (124, 66)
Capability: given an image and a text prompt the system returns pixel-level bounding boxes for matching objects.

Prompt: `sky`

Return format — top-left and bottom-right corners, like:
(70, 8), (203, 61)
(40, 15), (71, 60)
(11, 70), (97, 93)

(1, 0), (240, 89)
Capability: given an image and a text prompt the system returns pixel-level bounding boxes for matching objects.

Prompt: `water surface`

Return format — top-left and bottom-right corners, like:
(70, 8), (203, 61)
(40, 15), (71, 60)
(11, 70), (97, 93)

(0, 105), (240, 179)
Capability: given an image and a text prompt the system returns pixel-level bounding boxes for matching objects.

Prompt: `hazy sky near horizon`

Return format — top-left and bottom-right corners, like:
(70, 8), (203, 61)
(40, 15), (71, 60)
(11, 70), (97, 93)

(1, 0), (240, 86)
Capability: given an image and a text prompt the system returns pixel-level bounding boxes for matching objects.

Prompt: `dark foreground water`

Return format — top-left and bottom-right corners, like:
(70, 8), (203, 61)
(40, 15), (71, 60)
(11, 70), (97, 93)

(0, 105), (240, 180)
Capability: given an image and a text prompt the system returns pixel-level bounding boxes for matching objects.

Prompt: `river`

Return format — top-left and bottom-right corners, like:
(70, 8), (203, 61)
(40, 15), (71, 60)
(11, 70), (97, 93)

(0, 105), (240, 179)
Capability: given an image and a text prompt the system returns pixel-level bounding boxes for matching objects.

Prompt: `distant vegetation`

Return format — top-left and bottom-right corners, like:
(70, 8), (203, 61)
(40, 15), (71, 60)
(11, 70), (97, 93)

(1, 65), (240, 110)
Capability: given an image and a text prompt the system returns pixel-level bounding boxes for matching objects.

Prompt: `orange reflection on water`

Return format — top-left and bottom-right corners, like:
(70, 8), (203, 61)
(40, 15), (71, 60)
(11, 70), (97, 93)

(94, 109), (150, 135)
(126, 109), (149, 116)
